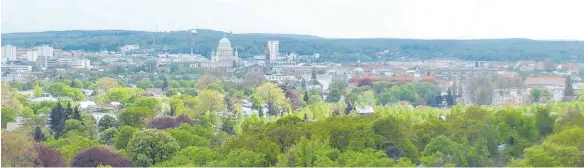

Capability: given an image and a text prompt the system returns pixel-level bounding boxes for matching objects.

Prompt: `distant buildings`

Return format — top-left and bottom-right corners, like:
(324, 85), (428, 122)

(1, 65), (32, 72)
(36, 45), (54, 58)
(194, 37), (239, 69)
(26, 51), (38, 62)
(2, 45), (17, 61)
(120, 45), (140, 53)
(265, 40), (279, 73)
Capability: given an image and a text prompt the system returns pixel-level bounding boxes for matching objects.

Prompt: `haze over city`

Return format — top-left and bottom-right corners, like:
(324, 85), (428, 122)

(3, 0), (584, 40)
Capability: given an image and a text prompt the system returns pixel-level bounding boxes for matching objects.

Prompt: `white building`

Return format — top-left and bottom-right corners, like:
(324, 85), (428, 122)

(194, 37), (239, 69)
(36, 45), (54, 58)
(266, 41), (279, 61)
(72, 59), (91, 69)
(121, 45), (140, 53)
(524, 77), (565, 88)
(1, 65), (32, 72)
(265, 74), (297, 83)
(26, 51), (38, 62)
(491, 88), (527, 106)
(2, 45), (17, 61)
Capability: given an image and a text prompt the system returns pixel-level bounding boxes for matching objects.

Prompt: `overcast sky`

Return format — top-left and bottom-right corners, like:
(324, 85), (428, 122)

(2, 0), (584, 40)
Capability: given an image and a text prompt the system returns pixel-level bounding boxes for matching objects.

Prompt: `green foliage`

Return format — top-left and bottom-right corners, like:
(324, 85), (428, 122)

(165, 124), (212, 148)
(98, 115), (119, 132)
(45, 133), (101, 164)
(100, 127), (119, 145)
(127, 129), (180, 167)
(114, 126), (139, 150)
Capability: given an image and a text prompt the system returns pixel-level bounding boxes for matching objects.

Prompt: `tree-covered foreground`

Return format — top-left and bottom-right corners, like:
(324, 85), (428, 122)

(2, 76), (584, 167)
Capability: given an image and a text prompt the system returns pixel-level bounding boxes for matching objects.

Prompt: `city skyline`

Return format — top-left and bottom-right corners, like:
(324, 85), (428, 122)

(3, 0), (584, 40)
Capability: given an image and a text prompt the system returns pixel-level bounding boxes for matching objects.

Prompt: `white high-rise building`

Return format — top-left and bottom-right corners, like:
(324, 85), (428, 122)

(36, 45), (54, 58)
(2, 45), (17, 61)
(267, 40), (279, 61)
(26, 51), (39, 62)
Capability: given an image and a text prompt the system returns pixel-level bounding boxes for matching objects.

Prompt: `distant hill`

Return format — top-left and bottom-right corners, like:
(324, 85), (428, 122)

(3, 30), (584, 62)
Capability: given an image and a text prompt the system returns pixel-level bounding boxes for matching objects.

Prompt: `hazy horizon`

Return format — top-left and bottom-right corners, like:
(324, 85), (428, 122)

(3, 0), (584, 40)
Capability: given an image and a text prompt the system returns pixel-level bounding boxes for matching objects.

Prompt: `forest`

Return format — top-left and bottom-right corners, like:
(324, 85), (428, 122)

(2, 71), (584, 167)
(4, 29), (584, 62)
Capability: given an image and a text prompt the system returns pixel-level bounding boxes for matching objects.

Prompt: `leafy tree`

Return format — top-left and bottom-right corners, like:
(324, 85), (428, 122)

(97, 77), (118, 91)
(127, 129), (180, 167)
(197, 89), (226, 114)
(34, 81), (43, 97)
(166, 88), (179, 97)
(98, 115), (120, 132)
(70, 147), (133, 167)
(175, 114), (194, 126)
(147, 117), (179, 129)
(118, 107), (148, 127)
(33, 144), (66, 167)
(114, 126), (139, 150)
(45, 133), (100, 163)
(63, 119), (87, 135)
(1, 132), (37, 167)
(530, 88), (552, 103)
(155, 146), (219, 167)
(254, 83), (286, 116)
(100, 127), (119, 145)
(137, 79), (153, 89)
(166, 124), (212, 148)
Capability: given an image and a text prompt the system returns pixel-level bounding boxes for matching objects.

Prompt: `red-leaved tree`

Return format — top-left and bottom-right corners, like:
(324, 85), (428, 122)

(147, 117), (179, 129)
(34, 144), (66, 167)
(175, 114), (194, 126)
(70, 147), (132, 167)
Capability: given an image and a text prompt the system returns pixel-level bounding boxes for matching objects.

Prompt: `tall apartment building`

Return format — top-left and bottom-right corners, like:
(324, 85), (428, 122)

(36, 45), (54, 58)
(1, 45), (17, 61)
(265, 40), (279, 73)
(26, 51), (39, 62)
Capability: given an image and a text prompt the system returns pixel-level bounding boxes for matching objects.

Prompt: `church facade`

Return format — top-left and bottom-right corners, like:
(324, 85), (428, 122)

(194, 37), (239, 69)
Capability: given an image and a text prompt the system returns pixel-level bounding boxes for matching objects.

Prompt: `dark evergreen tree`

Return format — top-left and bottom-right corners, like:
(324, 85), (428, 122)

(563, 76), (575, 101)
(258, 108), (264, 117)
(303, 91), (310, 103)
(169, 106), (176, 117)
(72, 106), (82, 121)
(344, 99), (354, 115)
(162, 78), (169, 90)
(49, 102), (66, 139)
(70, 81), (76, 88)
(33, 126), (46, 142)
(65, 102), (73, 120)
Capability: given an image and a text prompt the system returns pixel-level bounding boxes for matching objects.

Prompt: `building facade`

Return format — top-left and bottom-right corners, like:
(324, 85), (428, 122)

(2, 45), (17, 61)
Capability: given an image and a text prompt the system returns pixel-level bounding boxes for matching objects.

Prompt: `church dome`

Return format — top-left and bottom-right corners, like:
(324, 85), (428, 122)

(218, 37), (231, 48)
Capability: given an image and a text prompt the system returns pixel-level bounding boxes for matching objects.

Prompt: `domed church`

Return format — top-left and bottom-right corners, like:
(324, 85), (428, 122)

(198, 35), (239, 69)
(211, 37), (239, 62)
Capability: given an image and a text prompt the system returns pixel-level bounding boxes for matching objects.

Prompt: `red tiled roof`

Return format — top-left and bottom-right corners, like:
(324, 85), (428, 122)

(525, 77), (565, 85)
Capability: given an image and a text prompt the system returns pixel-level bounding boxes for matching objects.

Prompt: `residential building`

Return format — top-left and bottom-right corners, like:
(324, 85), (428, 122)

(524, 77), (565, 88)
(26, 51), (38, 62)
(491, 88), (527, 106)
(419, 68), (499, 81)
(2, 45), (17, 61)
(1, 65), (32, 72)
(36, 45), (54, 58)
(265, 74), (297, 83)
(265, 40), (279, 73)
